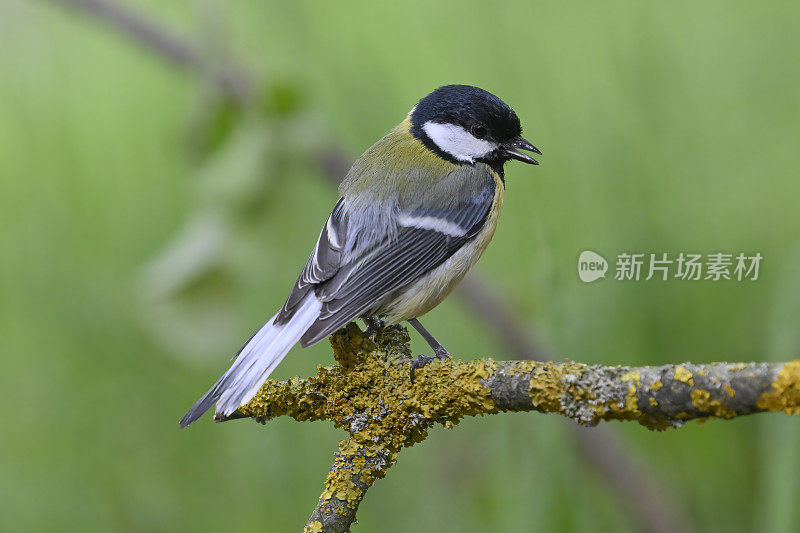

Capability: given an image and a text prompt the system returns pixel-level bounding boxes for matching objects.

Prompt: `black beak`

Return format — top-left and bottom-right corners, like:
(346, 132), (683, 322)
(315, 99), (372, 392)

(502, 136), (541, 165)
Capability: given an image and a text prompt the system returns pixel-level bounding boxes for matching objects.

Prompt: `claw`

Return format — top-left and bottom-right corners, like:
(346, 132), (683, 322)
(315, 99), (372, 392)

(409, 350), (451, 383)
(410, 355), (436, 383)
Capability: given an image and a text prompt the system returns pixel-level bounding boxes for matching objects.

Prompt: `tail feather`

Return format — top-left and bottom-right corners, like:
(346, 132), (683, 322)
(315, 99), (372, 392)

(179, 295), (322, 428)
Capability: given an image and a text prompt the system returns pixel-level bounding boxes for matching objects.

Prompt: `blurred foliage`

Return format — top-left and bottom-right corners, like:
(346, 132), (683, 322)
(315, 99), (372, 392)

(1, 0), (799, 531)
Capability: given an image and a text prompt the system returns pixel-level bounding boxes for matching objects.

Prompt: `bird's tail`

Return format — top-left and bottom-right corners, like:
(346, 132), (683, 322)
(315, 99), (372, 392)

(179, 295), (322, 428)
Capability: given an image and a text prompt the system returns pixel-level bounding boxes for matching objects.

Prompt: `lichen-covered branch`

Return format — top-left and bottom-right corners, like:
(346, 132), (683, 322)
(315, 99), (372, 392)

(304, 438), (397, 533)
(485, 355), (799, 429)
(224, 323), (799, 532)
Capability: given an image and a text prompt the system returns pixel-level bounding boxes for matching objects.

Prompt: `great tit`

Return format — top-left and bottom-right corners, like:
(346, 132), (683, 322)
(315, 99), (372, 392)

(180, 84), (540, 428)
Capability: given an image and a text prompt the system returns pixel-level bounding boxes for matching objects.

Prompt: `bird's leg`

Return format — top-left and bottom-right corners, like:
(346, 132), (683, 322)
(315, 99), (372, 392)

(408, 318), (451, 382)
(362, 316), (385, 337)
(408, 318), (451, 358)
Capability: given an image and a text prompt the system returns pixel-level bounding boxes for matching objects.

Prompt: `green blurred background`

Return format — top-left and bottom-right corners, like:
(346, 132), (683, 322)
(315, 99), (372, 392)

(2, 1), (799, 531)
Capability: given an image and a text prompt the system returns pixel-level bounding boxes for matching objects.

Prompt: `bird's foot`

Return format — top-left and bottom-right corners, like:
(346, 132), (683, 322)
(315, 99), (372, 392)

(409, 347), (451, 383)
(362, 317), (386, 338)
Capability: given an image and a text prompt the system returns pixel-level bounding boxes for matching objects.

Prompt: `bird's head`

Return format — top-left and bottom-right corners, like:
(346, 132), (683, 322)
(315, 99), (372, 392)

(409, 84), (540, 167)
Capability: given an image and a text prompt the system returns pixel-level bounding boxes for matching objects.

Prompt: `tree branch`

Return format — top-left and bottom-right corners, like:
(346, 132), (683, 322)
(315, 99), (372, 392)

(46, 0), (253, 103)
(223, 323), (799, 532)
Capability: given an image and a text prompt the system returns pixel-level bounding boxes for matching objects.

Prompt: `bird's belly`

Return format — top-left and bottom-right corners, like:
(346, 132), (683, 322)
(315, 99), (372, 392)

(378, 188), (503, 324)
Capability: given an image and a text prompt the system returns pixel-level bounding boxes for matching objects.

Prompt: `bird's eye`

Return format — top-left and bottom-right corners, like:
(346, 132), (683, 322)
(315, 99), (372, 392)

(470, 124), (487, 139)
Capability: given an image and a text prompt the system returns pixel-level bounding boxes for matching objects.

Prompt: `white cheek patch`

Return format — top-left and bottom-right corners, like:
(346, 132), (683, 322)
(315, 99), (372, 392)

(422, 121), (497, 163)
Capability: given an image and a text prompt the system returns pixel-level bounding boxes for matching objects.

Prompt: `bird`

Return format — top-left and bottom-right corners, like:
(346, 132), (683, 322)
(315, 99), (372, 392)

(180, 84), (540, 428)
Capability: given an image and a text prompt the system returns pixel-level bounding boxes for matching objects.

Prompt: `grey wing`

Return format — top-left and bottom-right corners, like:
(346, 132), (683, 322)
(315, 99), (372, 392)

(299, 175), (496, 347)
(275, 197), (348, 325)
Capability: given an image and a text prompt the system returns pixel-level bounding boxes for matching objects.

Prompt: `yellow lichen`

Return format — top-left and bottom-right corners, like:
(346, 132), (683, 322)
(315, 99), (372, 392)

(320, 486), (333, 502)
(334, 480), (362, 507)
(757, 360), (800, 415)
(723, 384), (735, 398)
(601, 382), (641, 421)
(506, 359), (538, 376)
(618, 373), (641, 416)
(527, 361), (587, 413)
(690, 389), (737, 419)
(305, 521), (323, 533)
(674, 366), (694, 386)
(621, 371), (641, 386)
(728, 363), (747, 371)
(649, 380), (663, 392)
(625, 384), (639, 411)
(698, 369), (707, 377)
(649, 397), (658, 407)
(339, 439), (360, 456)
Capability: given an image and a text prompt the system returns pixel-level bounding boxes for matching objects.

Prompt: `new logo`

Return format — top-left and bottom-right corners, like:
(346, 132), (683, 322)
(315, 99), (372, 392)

(578, 250), (608, 283)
